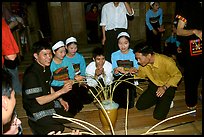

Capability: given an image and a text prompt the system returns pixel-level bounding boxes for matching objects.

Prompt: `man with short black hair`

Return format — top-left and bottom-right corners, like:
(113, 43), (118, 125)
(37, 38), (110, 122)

(22, 39), (74, 135)
(133, 42), (182, 120)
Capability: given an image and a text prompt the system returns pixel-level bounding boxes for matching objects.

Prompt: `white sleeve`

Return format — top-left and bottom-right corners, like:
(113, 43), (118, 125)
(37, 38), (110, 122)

(104, 61), (114, 86)
(85, 62), (98, 87)
(100, 5), (107, 26)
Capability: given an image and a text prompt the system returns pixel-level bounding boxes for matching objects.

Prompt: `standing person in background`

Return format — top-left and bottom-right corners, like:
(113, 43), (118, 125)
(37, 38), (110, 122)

(146, 2), (165, 54)
(2, 17), (19, 68)
(85, 3), (99, 43)
(175, 1), (202, 114)
(100, 2), (134, 62)
(2, 4), (23, 95)
(111, 32), (139, 109)
(163, 22), (181, 60)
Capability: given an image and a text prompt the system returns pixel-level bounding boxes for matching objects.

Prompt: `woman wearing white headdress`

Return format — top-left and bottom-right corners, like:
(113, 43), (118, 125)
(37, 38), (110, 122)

(145, 1), (165, 54)
(111, 32), (139, 109)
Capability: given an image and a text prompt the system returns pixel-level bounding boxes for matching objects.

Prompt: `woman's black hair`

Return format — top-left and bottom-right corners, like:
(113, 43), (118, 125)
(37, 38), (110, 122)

(150, 1), (160, 9)
(133, 41), (154, 56)
(2, 69), (13, 98)
(90, 3), (98, 12)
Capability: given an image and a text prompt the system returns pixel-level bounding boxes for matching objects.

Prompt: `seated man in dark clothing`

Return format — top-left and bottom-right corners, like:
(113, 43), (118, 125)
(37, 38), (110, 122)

(22, 39), (74, 135)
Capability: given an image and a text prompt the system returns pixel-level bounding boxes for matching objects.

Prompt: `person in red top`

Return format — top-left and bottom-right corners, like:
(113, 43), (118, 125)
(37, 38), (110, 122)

(2, 18), (19, 68)
(85, 4), (99, 43)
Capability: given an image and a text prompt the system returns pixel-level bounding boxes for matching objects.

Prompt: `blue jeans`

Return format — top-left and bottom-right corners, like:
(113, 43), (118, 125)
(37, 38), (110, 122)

(7, 67), (22, 94)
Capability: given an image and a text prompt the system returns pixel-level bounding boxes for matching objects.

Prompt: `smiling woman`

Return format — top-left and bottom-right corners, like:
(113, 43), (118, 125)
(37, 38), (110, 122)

(111, 32), (139, 109)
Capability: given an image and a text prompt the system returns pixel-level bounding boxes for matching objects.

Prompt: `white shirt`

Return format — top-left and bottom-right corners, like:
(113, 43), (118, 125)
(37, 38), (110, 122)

(85, 61), (114, 88)
(100, 2), (134, 31)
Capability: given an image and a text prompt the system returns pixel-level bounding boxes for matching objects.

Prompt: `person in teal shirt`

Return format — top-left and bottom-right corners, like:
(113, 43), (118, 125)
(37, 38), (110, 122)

(50, 41), (87, 116)
(65, 37), (93, 105)
(111, 32), (139, 109)
(163, 22), (181, 60)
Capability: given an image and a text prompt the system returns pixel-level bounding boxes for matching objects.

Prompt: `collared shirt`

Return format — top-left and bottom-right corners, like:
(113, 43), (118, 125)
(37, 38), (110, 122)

(22, 61), (54, 118)
(85, 61), (114, 87)
(100, 2), (134, 31)
(136, 53), (182, 87)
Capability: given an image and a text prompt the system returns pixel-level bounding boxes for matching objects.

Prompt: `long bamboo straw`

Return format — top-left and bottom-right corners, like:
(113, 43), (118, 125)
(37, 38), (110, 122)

(125, 89), (129, 135)
(144, 110), (196, 134)
(89, 89), (115, 135)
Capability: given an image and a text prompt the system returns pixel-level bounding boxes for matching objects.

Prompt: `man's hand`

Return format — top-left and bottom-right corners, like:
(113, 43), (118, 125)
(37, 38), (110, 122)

(156, 86), (166, 97)
(71, 130), (82, 135)
(59, 99), (69, 111)
(61, 82), (72, 94)
(64, 80), (74, 85)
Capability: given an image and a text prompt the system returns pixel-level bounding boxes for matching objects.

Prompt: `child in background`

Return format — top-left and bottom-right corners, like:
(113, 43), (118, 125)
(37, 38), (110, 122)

(163, 22), (181, 60)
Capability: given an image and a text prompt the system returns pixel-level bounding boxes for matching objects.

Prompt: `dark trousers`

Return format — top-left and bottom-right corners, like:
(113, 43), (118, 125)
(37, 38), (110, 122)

(28, 108), (74, 135)
(113, 75), (137, 109)
(163, 43), (178, 57)
(52, 84), (83, 116)
(52, 83), (93, 116)
(136, 82), (176, 120)
(183, 56), (203, 107)
(104, 28), (127, 62)
(146, 27), (162, 54)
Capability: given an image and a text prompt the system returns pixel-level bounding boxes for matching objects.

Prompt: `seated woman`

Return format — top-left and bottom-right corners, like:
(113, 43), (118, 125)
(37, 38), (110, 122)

(65, 37), (93, 104)
(111, 32), (139, 109)
(50, 41), (85, 116)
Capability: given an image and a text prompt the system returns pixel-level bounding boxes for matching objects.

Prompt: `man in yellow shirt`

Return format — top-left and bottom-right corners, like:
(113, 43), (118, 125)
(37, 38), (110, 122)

(133, 42), (182, 120)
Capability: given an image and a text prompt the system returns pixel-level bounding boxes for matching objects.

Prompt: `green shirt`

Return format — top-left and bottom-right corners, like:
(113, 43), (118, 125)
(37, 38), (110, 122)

(136, 53), (182, 87)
